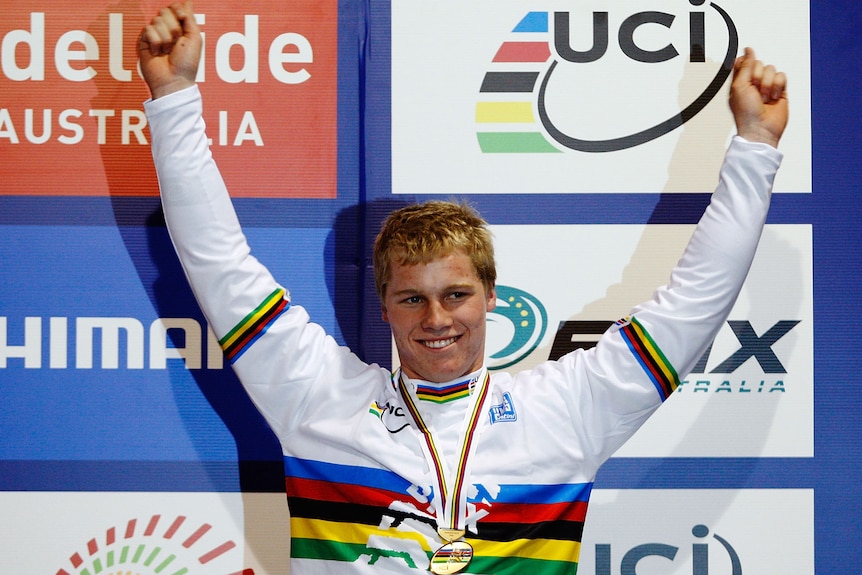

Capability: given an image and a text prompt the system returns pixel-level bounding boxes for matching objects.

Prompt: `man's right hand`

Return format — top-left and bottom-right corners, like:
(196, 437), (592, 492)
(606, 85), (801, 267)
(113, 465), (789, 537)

(138, 2), (201, 99)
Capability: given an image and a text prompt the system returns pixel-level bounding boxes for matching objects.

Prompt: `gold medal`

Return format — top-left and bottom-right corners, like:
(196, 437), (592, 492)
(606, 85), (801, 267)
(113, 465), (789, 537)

(430, 540), (473, 574)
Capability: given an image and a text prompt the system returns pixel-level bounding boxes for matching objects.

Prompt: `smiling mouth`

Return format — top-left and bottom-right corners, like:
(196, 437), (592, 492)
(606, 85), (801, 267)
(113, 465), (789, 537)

(423, 336), (458, 349)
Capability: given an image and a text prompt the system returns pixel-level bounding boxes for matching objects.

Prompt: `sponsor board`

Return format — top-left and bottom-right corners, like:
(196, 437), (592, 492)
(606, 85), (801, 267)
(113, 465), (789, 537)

(579, 489), (814, 575)
(0, 490), (813, 574)
(391, 0), (811, 194)
(0, 224), (336, 462)
(1, 0), (338, 198)
(0, 491), (290, 574)
(487, 224), (813, 457)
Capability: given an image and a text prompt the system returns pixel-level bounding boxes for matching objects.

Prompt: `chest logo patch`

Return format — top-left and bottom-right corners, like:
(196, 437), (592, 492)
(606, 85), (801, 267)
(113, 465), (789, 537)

(489, 392), (518, 424)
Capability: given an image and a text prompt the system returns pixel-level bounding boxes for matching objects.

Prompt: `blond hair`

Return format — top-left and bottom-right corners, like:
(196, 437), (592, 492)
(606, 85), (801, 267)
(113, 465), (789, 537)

(373, 201), (496, 300)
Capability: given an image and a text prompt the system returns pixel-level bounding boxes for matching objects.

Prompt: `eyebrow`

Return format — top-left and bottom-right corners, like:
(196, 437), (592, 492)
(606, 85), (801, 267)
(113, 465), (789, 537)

(390, 283), (476, 298)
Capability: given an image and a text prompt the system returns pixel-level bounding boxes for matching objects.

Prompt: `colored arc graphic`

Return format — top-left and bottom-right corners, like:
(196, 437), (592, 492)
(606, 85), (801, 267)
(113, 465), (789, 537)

(537, 3), (738, 153)
(54, 514), (250, 575)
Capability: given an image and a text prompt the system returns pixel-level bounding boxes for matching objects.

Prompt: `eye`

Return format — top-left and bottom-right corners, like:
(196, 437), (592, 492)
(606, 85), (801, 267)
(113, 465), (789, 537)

(403, 295), (424, 305)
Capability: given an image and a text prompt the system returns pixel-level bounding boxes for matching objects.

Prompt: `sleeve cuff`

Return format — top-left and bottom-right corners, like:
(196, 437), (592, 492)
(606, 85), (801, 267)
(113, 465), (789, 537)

(730, 134), (784, 167)
(143, 84), (201, 118)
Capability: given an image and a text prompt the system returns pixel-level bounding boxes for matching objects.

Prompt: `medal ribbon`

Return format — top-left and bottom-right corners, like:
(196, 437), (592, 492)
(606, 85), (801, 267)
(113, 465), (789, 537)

(398, 369), (491, 533)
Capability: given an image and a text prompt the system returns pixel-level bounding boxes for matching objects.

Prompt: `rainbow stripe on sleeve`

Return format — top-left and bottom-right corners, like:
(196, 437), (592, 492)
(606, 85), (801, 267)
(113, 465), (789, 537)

(219, 287), (289, 363)
(618, 316), (679, 401)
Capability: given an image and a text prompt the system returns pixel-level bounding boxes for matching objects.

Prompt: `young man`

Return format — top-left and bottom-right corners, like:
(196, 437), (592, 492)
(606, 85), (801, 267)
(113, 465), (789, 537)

(140, 3), (788, 574)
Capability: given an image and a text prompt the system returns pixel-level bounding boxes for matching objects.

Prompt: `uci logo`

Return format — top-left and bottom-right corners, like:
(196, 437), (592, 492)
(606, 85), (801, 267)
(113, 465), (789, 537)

(594, 524), (742, 575)
(476, 1), (739, 153)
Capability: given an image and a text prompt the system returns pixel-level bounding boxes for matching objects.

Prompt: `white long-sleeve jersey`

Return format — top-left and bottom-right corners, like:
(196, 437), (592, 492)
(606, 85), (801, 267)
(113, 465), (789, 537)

(145, 85), (781, 575)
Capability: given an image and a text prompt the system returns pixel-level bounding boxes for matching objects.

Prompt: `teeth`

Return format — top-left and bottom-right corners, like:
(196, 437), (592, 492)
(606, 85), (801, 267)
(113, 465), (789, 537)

(424, 337), (456, 349)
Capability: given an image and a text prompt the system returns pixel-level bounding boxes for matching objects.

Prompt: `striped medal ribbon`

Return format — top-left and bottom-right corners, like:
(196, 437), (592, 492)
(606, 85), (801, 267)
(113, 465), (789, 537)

(397, 369), (491, 574)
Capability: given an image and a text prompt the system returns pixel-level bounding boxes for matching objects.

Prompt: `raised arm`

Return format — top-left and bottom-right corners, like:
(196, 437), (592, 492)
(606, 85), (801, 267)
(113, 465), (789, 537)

(140, 2), (285, 344)
(558, 50), (789, 466)
(140, 3), (366, 437)
(614, 49), (789, 393)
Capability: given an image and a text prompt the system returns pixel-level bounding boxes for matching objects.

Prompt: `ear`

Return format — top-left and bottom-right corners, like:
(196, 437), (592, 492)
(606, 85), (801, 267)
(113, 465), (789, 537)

(381, 304), (390, 324)
(486, 286), (497, 312)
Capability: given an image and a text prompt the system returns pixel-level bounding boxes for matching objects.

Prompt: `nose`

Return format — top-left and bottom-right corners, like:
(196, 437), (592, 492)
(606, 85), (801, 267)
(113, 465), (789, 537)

(422, 299), (452, 331)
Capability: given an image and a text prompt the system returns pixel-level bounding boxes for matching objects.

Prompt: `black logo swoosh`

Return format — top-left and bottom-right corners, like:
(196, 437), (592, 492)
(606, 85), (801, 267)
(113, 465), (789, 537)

(538, 2), (738, 152)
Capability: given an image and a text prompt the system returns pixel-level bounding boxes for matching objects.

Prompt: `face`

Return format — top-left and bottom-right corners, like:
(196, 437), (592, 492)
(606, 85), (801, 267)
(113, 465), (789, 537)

(381, 250), (497, 383)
